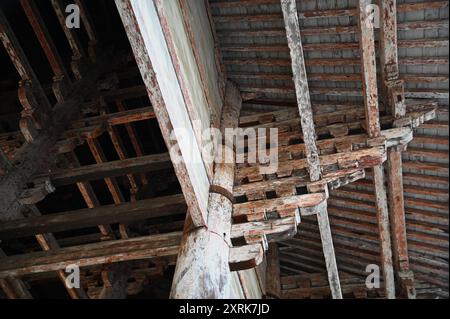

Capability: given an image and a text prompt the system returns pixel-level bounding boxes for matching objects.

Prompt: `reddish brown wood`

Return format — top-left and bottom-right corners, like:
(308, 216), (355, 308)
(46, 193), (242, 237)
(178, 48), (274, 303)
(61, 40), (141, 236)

(357, 0), (395, 299)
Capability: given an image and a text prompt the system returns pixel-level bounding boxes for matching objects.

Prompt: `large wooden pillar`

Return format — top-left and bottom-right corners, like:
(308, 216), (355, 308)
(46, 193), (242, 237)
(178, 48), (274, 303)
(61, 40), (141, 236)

(170, 82), (241, 298)
(280, 0), (342, 299)
(379, 0), (415, 298)
(116, 0), (242, 298)
(357, 0), (395, 299)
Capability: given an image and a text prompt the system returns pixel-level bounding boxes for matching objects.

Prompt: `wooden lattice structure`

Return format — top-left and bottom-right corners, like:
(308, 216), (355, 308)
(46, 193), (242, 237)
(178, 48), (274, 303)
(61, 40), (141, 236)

(0, 0), (448, 299)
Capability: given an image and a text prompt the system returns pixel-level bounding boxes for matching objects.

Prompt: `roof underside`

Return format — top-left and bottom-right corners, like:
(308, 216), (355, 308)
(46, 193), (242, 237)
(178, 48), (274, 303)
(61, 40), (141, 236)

(210, 0), (449, 298)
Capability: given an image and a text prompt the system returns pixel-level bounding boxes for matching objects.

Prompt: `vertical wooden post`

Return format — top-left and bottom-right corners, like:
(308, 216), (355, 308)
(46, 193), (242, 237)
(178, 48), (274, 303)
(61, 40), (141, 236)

(379, 0), (415, 299)
(357, 0), (396, 299)
(170, 82), (242, 299)
(266, 242), (281, 298)
(280, 0), (342, 299)
(316, 203), (342, 298)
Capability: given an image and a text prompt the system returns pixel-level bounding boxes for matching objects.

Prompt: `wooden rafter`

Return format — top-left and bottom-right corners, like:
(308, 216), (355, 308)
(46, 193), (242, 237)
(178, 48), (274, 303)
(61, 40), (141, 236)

(379, 0), (416, 299)
(357, 0), (396, 299)
(280, 0), (342, 299)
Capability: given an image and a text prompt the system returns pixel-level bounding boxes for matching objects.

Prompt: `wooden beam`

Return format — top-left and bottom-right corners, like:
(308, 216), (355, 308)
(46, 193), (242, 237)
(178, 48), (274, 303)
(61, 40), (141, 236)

(386, 148), (415, 298)
(0, 231), (262, 278)
(280, 0), (320, 182)
(233, 193), (327, 222)
(74, 0), (97, 44)
(378, 0), (416, 299)
(20, 0), (68, 80)
(34, 153), (171, 187)
(115, 101), (148, 186)
(0, 49), (113, 222)
(0, 249), (33, 299)
(0, 7), (51, 141)
(281, 0), (342, 299)
(66, 151), (114, 239)
(0, 232), (183, 278)
(266, 243), (282, 298)
(0, 194), (186, 240)
(27, 205), (89, 299)
(357, 0), (395, 299)
(87, 138), (125, 206)
(50, 0), (85, 58)
(70, 106), (155, 128)
(115, 0), (210, 227)
(170, 81), (242, 299)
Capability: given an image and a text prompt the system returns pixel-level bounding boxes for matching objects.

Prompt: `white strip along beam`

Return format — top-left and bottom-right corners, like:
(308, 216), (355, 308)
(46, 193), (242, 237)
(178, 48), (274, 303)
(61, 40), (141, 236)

(115, 0), (210, 227)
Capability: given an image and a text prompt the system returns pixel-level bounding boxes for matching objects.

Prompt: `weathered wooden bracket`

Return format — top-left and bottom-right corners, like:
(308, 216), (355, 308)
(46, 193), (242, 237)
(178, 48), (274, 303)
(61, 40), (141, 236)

(299, 199), (328, 217)
(231, 216), (300, 245)
(243, 230), (269, 251)
(17, 178), (55, 205)
(229, 243), (265, 272)
(17, 80), (52, 142)
(393, 106), (437, 129)
(233, 192), (327, 222)
(307, 168), (366, 193)
(386, 79), (406, 118)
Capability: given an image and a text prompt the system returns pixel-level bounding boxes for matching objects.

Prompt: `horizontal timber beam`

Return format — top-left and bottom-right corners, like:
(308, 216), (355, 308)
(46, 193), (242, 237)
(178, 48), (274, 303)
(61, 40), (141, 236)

(0, 232), (264, 278)
(33, 153), (172, 186)
(0, 194), (187, 240)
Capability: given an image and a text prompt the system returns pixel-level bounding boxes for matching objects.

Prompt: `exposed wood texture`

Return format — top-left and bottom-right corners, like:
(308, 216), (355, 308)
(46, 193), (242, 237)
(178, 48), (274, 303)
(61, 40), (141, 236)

(0, 7), (51, 142)
(0, 0), (446, 300)
(0, 55), (112, 222)
(281, 272), (385, 299)
(280, 0), (320, 182)
(170, 81), (242, 299)
(115, 0), (210, 227)
(357, 0), (396, 299)
(208, 0), (447, 298)
(0, 232), (183, 278)
(0, 230), (261, 279)
(266, 243), (281, 298)
(33, 153), (171, 186)
(280, 0), (342, 299)
(0, 249), (33, 299)
(379, 0), (416, 299)
(20, 0), (69, 80)
(387, 147), (415, 298)
(0, 195), (186, 240)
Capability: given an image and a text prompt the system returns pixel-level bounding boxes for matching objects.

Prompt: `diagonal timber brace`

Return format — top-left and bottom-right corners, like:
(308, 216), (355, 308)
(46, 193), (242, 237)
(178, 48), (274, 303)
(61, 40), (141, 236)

(280, 0), (342, 299)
